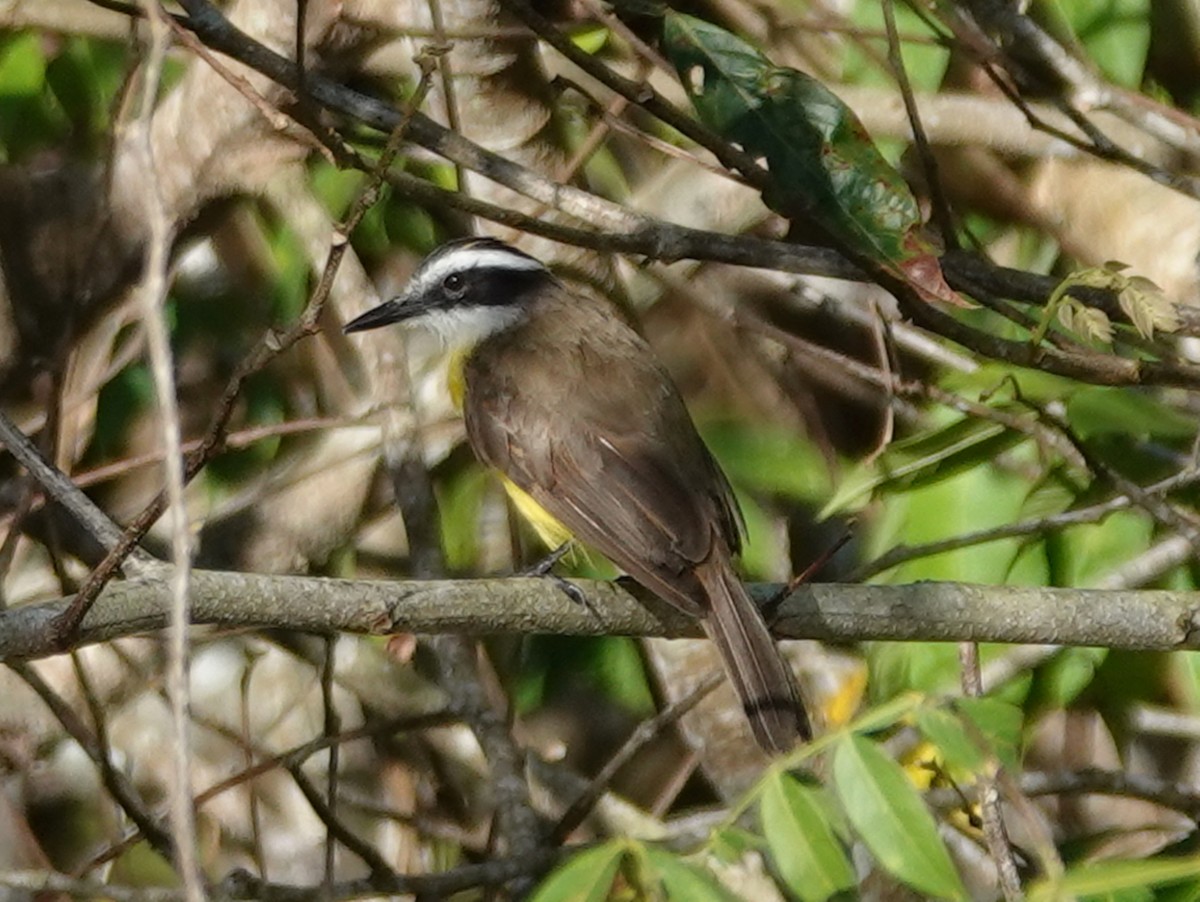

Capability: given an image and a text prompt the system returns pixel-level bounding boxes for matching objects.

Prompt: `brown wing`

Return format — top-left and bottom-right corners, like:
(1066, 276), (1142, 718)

(463, 291), (742, 616)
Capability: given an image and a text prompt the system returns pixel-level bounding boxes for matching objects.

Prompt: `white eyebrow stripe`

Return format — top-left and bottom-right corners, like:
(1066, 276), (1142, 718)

(413, 247), (545, 293)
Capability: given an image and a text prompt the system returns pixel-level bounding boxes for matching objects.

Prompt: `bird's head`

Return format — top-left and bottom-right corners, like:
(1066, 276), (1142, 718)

(343, 238), (550, 349)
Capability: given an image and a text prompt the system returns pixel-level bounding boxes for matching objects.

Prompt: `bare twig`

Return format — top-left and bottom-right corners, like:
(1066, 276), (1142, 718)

(550, 671), (723, 843)
(958, 642), (1022, 901)
(853, 466), (1200, 582)
(320, 636), (340, 889)
(948, 0), (1200, 200)
(128, 2), (203, 896)
(1020, 768), (1200, 818)
(85, 709), (455, 872)
(0, 847), (567, 902)
(0, 412), (156, 570)
(882, 0), (956, 249)
(287, 762), (399, 880)
(7, 660), (175, 861)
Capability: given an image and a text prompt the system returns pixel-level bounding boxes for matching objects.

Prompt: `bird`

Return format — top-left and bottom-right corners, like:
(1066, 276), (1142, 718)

(344, 237), (810, 753)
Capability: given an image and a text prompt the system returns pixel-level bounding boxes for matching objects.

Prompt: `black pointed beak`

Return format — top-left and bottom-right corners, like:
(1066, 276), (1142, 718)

(343, 298), (408, 334)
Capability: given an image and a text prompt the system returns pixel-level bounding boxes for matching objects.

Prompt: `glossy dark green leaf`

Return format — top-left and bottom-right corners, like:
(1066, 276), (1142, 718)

(832, 734), (966, 900)
(662, 12), (959, 305)
(529, 842), (625, 902)
(759, 771), (855, 901)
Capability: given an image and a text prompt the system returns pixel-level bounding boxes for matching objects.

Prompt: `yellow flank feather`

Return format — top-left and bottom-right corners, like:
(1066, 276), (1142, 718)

(446, 348), (469, 411)
(446, 349), (577, 552)
(501, 477), (575, 550)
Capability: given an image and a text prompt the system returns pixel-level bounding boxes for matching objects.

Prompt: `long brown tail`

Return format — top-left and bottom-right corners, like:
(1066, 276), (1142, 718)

(697, 561), (811, 754)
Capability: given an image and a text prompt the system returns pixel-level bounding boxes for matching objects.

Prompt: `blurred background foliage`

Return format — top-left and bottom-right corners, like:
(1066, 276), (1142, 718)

(2, 0), (1200, 899)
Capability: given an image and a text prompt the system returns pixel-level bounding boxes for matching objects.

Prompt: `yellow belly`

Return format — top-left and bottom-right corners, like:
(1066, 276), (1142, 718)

(501, 477), (575, 550)
(447, 350), (576, 552)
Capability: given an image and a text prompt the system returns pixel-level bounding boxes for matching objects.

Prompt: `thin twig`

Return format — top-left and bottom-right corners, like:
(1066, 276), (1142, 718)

(7, 660), (176, 862)
(287, 763), (398, 880)
(1020, 768), (1200, 818)
(550, 671), (724, 843)
(0, 412), (156, 570)
(881, 0), (956, 249)
(0, 846), (568, 902)
(853, 466), (1200, 582)
(958, 642), (1022, 900)
(239, 647), (268, 880)
(83, 709), (455, 873)
(129, 2), (203, 896)
(321, 636), (341, 889)
(498, 0), (774, 193)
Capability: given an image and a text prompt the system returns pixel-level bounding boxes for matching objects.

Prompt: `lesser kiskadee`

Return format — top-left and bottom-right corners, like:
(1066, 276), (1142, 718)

(344, 237), (810, 753)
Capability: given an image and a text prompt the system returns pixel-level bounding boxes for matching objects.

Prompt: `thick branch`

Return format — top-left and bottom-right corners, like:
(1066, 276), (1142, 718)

(1, 571), (1197, 661)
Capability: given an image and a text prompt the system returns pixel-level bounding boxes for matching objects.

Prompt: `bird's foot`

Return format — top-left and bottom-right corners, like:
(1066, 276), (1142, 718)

(520, 542), (597, 615)
(521, 541), (574, 578)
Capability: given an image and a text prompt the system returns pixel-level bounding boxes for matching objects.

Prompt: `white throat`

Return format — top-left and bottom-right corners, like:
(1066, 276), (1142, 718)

(418, 305), (524, 352)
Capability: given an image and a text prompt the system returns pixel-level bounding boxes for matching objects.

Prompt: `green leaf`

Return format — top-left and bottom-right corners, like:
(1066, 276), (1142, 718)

(311, 163), (366, 219)
(1173, 652), (1200, 711)
(759, 772), (855, 901)
(732, 488), (786, 581)
(570, 23), (610, 55)
(585, 636), (656, 715)
(954, 696), (1023, 772)
(1029, 646), (1109, 712)
(1028, 854), (1200, 901)
(529, 842), (625, 902)
(822, 415), (1021, 517)
(701, 418), (831, 502)
(1052, 510), (1153, 588)
(1158, 874), (1200, 902)
(1055, 0), (1150, 88)
(439, 466), (490, 572)
(863, 457), (1036, 585)
(844, 1), (950, 93)
(846, 690), (925, 735)
(1065, 387), (1196, 441)
(867, 643), (960, 700)
(642, 846), (739, 901)
(0, 32), (46, 97)
(708, 826), (758, 863)
(832, 734), (966, 900)
(914, 707), (987, 775)
(662, 12), (958, 305)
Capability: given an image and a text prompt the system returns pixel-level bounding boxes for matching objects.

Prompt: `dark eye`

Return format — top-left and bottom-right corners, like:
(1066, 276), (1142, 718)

(443, 273), (466, 297)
